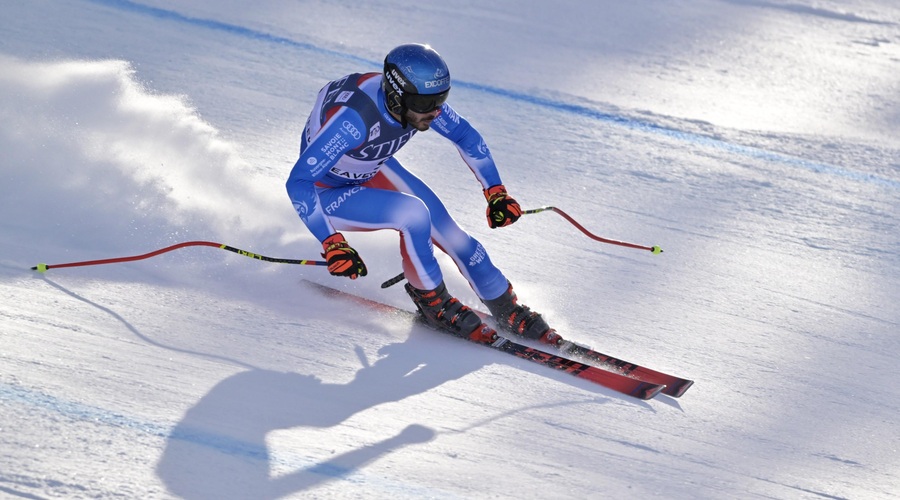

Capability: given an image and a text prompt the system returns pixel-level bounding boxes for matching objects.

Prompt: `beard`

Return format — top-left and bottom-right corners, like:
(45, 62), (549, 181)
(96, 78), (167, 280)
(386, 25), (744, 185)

(404, 110), (436, 131)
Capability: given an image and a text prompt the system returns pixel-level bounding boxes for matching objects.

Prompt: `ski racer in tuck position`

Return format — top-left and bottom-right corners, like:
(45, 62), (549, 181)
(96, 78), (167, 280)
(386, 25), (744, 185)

(286, 43), (560, 345)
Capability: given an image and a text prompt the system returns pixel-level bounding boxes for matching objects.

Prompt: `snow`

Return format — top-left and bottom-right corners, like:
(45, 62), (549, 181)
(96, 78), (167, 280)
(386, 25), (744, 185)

(2, 0), (899, 498)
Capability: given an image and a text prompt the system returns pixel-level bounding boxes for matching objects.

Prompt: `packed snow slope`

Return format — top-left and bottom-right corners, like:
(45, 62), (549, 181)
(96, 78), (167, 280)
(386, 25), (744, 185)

(2, 1), (899, 498)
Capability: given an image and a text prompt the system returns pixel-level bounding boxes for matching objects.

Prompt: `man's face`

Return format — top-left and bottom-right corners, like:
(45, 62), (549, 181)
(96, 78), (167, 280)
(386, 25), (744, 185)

(404, 108), (441, 131)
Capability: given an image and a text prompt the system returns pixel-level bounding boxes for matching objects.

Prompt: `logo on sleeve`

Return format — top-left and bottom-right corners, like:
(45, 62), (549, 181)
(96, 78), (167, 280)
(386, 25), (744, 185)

(336, 91), (354, 103)
(293, 191), (317, 223)
(341, 120), (361, 140)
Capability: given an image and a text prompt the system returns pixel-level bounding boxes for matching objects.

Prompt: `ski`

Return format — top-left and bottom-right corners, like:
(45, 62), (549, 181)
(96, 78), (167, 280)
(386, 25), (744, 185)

(482, 336), (665, 400)
(554, 339), (694, 398)
(304, 281), (666, 400)
(475, 315), (694, 397)
(376, 276), (693, 397)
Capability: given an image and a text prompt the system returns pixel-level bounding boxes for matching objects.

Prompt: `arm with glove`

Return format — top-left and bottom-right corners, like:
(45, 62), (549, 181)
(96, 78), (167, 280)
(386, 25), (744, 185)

(428, 104), (524, 229)
(321, 233), (367, 279)
(484, 184), (522, 228)
(285, 106), (370, 280)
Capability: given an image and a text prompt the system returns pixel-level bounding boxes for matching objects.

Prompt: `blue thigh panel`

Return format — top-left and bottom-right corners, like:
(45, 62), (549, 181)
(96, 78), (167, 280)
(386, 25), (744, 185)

(367, 158), (508, 300)
(317, 184), (444, 290)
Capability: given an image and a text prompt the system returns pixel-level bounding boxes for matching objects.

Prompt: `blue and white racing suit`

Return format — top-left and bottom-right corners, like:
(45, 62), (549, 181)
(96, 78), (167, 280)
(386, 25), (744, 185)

(285, 72), (508, 300)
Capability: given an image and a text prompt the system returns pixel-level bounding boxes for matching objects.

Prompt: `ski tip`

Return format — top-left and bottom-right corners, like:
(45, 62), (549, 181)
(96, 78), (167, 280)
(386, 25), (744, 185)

(663, 379), (694, 398)
(637, 382), (667, 400)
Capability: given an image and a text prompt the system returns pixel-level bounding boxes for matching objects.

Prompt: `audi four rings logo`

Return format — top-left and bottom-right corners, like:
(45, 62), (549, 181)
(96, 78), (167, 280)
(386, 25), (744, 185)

(341, 120), (361, 140)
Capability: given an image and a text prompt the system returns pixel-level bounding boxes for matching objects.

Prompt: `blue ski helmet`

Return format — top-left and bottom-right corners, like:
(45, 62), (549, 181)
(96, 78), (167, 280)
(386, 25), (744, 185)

(383, 44), (451, 116)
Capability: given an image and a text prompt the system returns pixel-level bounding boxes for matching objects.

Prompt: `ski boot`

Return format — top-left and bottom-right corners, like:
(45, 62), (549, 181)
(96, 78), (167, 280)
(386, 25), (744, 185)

(405, 281), (497, 343)
(483, 282), (561, 346)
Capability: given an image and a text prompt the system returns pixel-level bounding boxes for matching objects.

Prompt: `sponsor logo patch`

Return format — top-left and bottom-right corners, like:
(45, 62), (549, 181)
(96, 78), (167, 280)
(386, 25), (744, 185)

(320, 131), (349, 161)
(468, 243), (487, 267)
(424, 76), (450, 89)
(336, 90), (354, 103)
(368, 123), (381, 141)
(341, 120), (361, 141)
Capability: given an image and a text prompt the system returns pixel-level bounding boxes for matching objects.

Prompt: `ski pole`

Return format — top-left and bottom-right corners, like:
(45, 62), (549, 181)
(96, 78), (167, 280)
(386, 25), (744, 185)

(379, 206), (662, 289)
(381, 271), (407, 289)
(523, 206), (662, 254)
(31, 241), (326, 273)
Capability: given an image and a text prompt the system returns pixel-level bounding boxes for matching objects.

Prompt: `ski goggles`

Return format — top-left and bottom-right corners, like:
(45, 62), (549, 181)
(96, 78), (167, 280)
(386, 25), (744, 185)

(404, 89), (450, 113)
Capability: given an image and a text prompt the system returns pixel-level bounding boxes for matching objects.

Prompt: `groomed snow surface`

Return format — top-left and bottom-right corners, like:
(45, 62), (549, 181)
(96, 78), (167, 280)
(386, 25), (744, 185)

(2, 1), (899, 498)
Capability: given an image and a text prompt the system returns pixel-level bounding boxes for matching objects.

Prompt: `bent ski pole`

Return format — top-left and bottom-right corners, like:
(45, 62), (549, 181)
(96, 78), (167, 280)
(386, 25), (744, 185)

(523, 206), (663, 254)
(32, 241), (326, 273)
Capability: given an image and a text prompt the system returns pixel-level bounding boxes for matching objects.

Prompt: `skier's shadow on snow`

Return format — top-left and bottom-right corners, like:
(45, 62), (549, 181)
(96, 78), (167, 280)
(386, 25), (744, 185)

(155, 329), (490, 500)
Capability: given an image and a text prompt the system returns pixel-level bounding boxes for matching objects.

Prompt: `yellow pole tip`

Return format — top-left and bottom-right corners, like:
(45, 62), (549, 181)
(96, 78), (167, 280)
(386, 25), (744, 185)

(651, 246), (663, 255)
(34, 263), (49, 273)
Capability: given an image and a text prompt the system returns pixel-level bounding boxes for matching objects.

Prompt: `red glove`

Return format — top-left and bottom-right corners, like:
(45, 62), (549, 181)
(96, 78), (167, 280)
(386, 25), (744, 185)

(484, 185), (522, 228)
(321, 233), (367, 279)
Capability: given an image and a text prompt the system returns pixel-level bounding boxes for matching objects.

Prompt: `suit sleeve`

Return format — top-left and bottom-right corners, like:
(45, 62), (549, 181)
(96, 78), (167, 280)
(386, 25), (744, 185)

(430, 103), (503, 189)
(285, 106), (366, 242)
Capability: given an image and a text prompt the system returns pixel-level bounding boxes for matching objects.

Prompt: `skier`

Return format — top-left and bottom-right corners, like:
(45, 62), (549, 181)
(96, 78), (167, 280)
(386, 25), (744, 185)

(286, 43), (559, 346)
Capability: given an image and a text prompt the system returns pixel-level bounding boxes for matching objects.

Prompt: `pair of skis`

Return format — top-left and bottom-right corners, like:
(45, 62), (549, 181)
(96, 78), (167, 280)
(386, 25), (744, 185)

(476, 336), (683, 400)
(306, 281), (692, 401)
